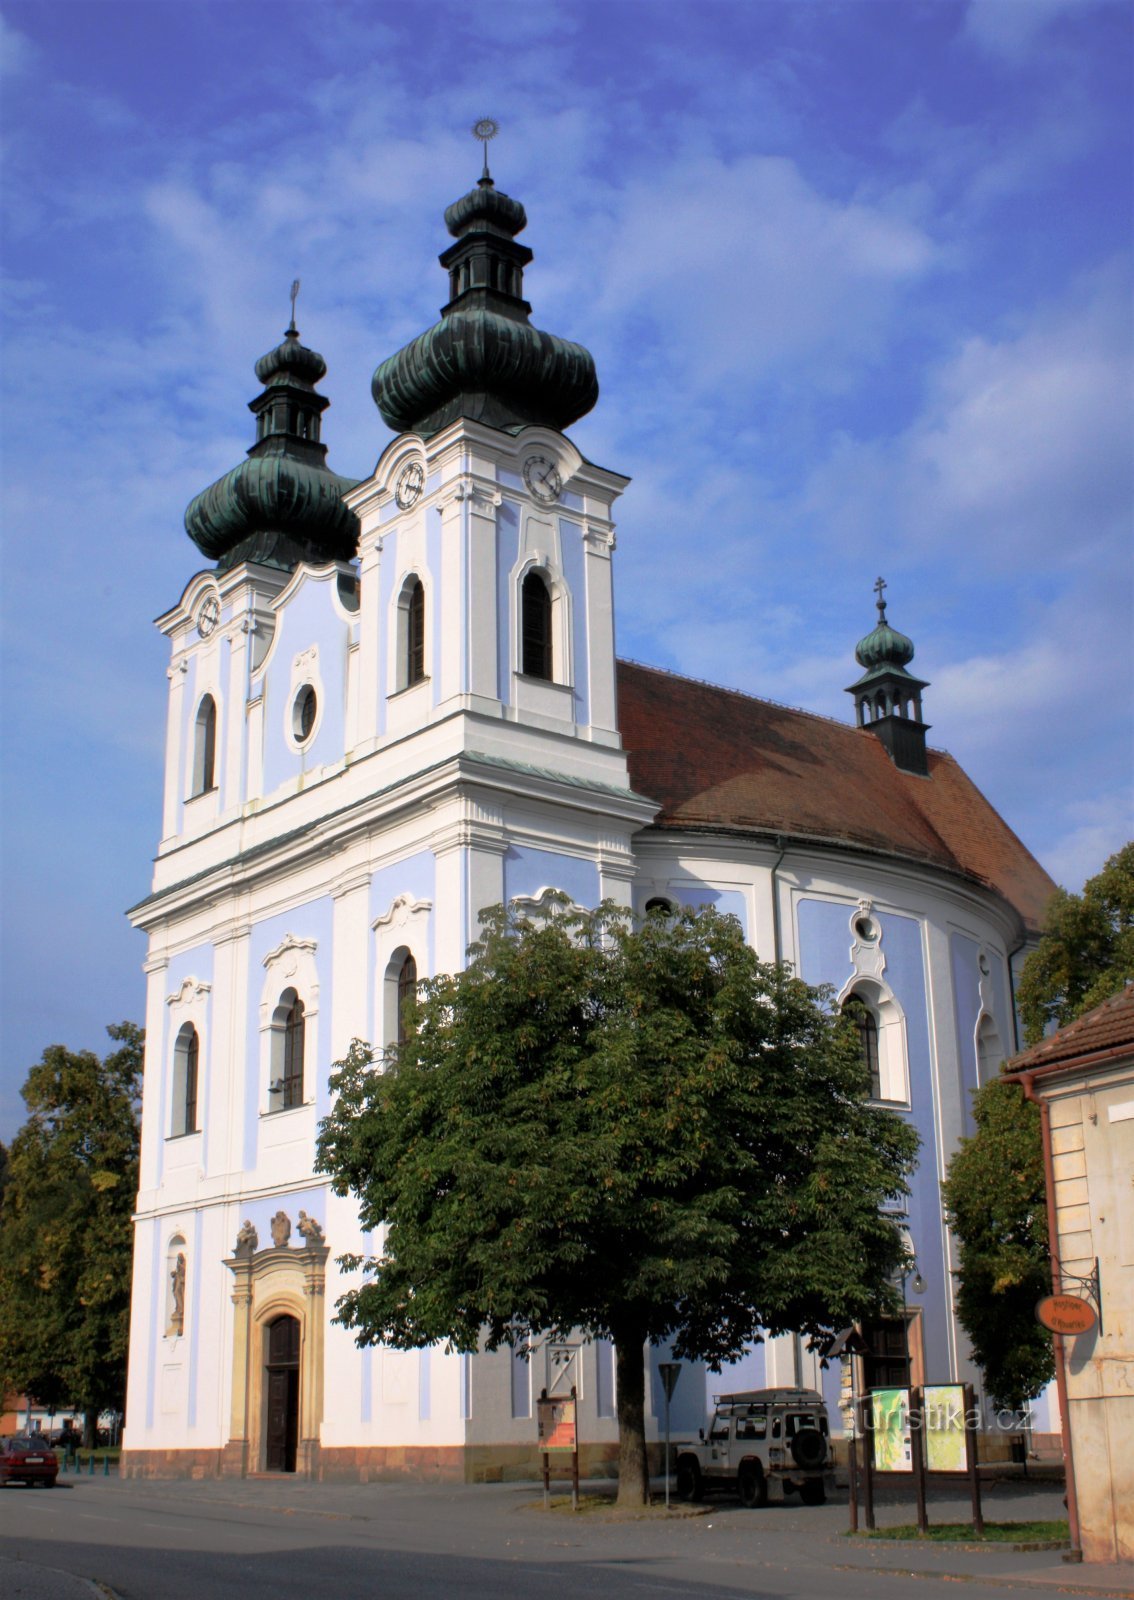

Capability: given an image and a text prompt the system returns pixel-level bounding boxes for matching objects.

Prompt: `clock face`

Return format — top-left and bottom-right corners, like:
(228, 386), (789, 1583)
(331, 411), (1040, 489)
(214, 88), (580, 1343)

(395, 459), (425, 510)
(523, 454), (562, 504)
(196, 596), (220, 638)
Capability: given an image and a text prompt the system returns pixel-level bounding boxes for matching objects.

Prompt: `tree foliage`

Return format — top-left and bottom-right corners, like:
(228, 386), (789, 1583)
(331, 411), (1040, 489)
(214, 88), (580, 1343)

(317, 902), (919, 1503)
(1018, 843), (1134, 1046)
(942, 1078), (1053, 1409)
(0, 1024), (143, 1439)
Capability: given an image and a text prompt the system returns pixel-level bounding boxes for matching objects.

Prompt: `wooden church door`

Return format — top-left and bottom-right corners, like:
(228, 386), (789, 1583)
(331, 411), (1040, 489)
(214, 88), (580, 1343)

(265, 1315), (300, 1472)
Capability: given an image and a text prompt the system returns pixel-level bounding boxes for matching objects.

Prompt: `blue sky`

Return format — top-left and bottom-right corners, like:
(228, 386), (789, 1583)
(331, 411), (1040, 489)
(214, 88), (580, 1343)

(1, 0), (1131, 1137)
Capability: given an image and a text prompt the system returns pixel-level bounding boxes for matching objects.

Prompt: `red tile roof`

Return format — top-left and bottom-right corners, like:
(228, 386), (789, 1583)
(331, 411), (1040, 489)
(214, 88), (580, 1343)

(1006, 984), (1134, 1074)
(616, 659), (1056, 933)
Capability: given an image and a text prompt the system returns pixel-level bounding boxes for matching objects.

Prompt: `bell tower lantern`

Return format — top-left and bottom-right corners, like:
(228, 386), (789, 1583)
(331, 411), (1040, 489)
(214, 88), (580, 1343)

(846, 578), (931, 777)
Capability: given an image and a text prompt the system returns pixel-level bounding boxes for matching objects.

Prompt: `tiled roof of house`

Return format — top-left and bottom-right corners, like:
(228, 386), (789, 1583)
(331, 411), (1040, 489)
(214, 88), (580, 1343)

(1006, 984), (1134, 1074)
(616, 659), (1056, 933)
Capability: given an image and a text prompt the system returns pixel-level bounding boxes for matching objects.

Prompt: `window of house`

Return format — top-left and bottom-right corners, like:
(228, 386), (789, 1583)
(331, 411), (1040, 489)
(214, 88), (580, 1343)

(396, 952), (418, 1048)
(269, 989), (306, 1111)
(172, 1025), (200, 1136)
(861, 1315), (911, 1390)
(192, 695), (217, 795)
(293, 685), (317, 744)
(843, 994), (881, 1101)
(403, 578), (425, 687)
(521, 570), (553, 680)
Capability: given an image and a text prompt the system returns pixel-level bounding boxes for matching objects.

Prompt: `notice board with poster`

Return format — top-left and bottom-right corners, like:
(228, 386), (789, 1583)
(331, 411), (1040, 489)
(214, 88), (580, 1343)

(923, 1384), (968, 1472)
(870, 1387), (912, 1471)
(537, 1394), (577, 1452)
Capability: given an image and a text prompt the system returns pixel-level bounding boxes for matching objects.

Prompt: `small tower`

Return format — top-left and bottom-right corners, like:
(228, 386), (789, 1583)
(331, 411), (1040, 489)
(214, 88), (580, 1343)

(846, 578), (931, 776)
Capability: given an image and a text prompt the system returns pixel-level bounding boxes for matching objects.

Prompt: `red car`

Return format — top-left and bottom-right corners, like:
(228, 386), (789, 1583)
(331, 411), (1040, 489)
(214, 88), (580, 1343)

(0, 1435), (59, 1487)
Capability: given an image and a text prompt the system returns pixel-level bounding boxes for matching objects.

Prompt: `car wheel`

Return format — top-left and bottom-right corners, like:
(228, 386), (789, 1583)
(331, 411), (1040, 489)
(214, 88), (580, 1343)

(737, 1463), (768, 1509)
(675, 1458), (703, 1503)
(790, 1427), (827, 1471)
(799, 1478), (825, 1505)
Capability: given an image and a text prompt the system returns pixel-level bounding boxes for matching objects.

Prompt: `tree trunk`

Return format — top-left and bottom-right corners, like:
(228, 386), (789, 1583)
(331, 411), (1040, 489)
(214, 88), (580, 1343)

(614, 1328), (650, 1507)
(82, 1408), (96, 1449)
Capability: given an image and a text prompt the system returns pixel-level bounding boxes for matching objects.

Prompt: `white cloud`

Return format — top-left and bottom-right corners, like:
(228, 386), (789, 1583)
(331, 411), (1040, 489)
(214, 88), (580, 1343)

(595, 154), (936, 392)
(962, 0), (1098, 60)
(0, 12), (36, 76)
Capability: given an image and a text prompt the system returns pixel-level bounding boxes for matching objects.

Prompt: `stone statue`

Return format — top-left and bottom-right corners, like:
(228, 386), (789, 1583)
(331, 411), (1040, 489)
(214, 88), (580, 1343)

(270, 1210), (292, 1248)
(234, 1220), (258, 1256)
(297, 1210), (325, 1247)
(166, 1252), (186, 1337)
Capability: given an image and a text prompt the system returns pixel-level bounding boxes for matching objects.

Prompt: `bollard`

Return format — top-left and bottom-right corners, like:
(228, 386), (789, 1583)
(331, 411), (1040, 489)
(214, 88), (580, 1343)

(103, 1454), (110, 1476)
(88, 1453), (95, 1475)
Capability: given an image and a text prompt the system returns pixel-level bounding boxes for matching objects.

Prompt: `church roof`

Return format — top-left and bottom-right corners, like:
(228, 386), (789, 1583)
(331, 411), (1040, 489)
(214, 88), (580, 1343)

(616, 659), (1056, 933)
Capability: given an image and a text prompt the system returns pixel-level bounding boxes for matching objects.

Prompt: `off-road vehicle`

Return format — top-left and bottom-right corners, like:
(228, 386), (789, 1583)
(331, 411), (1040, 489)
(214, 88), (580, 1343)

(673, 1386), (832, 1507)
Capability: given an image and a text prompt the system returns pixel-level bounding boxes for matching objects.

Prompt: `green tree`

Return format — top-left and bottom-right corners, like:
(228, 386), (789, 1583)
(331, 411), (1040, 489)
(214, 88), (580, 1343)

(317, 903), (919, 1505)
(942, 1078), (1053, 1409)
(0, 1024), (143, 1443)
(1018, 843), (1134, 1046)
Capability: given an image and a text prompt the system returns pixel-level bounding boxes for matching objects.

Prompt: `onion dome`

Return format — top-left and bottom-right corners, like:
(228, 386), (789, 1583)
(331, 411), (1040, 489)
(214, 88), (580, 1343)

(372, 168), (598, 439)
(186, 316), (360, 572)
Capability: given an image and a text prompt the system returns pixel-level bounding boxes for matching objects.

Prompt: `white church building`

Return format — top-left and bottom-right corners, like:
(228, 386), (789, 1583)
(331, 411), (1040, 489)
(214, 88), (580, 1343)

(121, 156), (1055, 1480)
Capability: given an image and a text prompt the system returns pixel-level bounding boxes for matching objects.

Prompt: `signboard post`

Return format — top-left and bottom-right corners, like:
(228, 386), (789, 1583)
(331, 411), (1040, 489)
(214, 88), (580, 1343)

(537, 1386), (579, 1510)
(658, 1362), (682, 1510)
(908, 1387), (929, 1535)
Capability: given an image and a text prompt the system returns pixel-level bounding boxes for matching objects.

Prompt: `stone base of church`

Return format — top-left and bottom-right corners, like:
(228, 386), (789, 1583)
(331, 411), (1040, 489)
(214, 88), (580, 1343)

(119, 1439), (625, 1483)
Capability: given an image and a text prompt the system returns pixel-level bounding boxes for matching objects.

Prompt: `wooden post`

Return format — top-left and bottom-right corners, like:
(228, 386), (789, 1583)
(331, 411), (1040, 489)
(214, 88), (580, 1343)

(909, 1385), (929, 1535)
(964, 1383), (984, 1536)
(858, 1394), (875, 1531)
(847, 1426), (859, 1534)
(571, 1385), (579, 1511)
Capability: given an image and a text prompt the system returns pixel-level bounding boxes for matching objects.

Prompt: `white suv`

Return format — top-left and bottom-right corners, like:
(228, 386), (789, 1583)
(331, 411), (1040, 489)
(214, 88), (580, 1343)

(673, 1386), (832, 1507)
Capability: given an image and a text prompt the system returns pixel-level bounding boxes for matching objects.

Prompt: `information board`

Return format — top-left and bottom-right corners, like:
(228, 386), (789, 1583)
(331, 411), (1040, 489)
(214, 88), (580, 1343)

(923, 1384), (968, 1472)
(871, 1387), (912, 1472)
(537, 1395), (577, 1453)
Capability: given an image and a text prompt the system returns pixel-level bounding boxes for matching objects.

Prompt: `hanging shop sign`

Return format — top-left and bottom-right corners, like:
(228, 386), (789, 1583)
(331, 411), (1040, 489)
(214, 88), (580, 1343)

(1035, 1294), (1097, 1335)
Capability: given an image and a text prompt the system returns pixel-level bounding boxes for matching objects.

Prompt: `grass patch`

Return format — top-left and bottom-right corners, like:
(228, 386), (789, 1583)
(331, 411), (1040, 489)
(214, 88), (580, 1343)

(857, 1519), (1068, 1546)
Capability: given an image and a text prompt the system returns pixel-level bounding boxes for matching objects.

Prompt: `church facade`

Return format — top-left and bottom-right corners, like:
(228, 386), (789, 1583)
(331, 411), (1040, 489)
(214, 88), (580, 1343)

(121, 158), (1055, 1480)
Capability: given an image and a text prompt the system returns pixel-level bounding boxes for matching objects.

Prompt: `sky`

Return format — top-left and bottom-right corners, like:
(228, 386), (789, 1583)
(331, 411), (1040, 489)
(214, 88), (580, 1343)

(1, 0), (1131, 1139)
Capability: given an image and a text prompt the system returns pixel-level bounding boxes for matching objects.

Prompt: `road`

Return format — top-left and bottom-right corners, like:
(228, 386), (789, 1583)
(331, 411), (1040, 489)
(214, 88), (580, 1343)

(0, 1472), (1124, 1600)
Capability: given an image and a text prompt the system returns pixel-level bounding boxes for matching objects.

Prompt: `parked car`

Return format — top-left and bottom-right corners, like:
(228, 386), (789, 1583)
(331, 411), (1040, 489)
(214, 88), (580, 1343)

(672, 1387), (832, 1507)
(0, 1435), (59, 1487)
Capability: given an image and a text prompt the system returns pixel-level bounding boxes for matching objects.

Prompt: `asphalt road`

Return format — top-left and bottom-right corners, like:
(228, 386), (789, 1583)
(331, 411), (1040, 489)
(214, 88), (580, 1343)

(0, 1472), (1121, 1600)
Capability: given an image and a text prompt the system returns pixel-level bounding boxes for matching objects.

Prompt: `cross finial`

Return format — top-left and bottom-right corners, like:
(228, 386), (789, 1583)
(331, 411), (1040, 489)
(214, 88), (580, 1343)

(873, 575), (888, 619)
(471, 118), (499, 184)
(288, 278), (301, 333)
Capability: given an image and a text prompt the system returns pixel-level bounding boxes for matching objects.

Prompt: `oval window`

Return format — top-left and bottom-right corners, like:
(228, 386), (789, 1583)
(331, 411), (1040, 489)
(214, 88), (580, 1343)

(293, 685), (317, 743)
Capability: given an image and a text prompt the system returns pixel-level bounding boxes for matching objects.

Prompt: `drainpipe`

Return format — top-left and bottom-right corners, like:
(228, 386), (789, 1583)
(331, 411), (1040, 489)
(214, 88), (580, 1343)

(1017, 1069), (1082, 1561)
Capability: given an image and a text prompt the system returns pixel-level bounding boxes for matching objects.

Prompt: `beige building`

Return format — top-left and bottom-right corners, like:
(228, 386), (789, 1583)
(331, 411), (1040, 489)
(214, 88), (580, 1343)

(1008, 984), (1134, 1565)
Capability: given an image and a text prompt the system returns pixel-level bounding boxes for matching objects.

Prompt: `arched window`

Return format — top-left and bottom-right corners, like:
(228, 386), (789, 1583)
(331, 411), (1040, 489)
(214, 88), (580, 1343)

(521, 570), (553, 680)
(976, 1013), (1004, 1084)
(644, 896), (677, 916)
(270, 989), (306, 1111)
(397, 576), (426, 689)
(843, 995), (881, 1101)
(172, 1025), (199, 1136)
(396, 952), (418, 1048)
(193, 695), (217, 795)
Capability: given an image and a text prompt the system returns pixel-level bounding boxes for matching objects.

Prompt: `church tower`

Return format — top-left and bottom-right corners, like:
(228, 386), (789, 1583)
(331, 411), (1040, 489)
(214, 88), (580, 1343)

(124, 147), (651, 1480)
(846, 578), (931, 776)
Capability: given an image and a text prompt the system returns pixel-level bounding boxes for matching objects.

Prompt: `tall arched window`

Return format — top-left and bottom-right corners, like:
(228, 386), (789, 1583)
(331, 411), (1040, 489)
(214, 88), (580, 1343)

(193, 695), (217, 795)
(270, 989), (306, 1111)
(172, 1025), (199, 1136)
(396, 952), (418, 1048)
(282, 995), (305, 1108)
(396, 576), (426, 690)
(843, 994), (881, 1101)
(521, 571), (553, 680)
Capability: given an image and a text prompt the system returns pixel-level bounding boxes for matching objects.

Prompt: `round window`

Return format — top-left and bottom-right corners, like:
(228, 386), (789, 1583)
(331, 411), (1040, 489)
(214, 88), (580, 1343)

(854, 915), (878, 943)
(293, 685), (317, 743)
